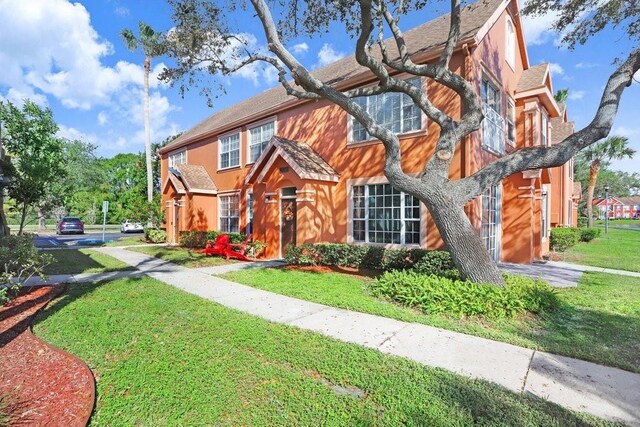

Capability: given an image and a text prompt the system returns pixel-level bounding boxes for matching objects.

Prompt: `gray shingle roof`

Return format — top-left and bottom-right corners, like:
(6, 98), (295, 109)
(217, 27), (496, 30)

(245, 136), (339, 183)
(161, 0), (505, 153)
(516, 63), (548, 93)
(175, 164), (218, 193)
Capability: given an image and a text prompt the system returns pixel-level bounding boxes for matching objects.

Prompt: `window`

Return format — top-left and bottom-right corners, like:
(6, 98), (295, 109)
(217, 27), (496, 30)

(507, 100), (516, 145)
(568, 198), (573, 226)
(481, 78), (506, 154)
(506, 18), (516, 67)
(247, 192), (254, 235)
(541, 113), (549, 147)
(220, 133), (240, 169)
(248, 121), (274, 163)
(219, 194), (240, 233)
(168, 150), (186, 167)
(481, 185), (501, 261)
(541, 192), (548, 238)
(351, 78), (422, 143)
(351, 183), (421, 245)
(568, 158), (574, 180)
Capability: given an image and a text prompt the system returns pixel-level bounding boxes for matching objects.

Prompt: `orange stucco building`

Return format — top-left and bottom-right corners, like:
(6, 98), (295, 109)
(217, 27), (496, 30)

(159, 0), (578, 262)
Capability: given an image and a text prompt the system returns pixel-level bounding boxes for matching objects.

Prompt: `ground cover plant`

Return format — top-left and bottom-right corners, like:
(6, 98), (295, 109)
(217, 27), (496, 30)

(129, 245), (237, 268)
(33, 277), (612, 426)
(222, 268), (640, 373)
(104, 235), (150, 247)
(557, 227), (640, 272)
(44, 249), (133, 275)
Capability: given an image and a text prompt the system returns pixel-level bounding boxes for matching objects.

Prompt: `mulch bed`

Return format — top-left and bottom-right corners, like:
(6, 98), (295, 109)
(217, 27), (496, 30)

(0, 286), (95, 426)
(282, 264), (379, 278)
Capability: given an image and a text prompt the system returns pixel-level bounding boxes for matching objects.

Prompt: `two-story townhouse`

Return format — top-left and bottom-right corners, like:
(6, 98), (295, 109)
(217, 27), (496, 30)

(159, 0), (576, 263)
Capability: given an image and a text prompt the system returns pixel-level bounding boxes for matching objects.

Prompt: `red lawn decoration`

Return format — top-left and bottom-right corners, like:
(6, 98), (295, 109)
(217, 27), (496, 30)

(204, 233), (253, 262)
(204, 234), (229, 257)
(224, 234), (252, 261)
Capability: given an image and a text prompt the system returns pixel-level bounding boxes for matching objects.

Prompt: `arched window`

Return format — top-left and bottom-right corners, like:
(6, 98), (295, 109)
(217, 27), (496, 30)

(506, 18), (516, 67)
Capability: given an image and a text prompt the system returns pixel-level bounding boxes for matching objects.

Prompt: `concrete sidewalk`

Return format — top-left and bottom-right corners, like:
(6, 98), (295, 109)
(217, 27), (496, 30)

(91, 247), (640, 425)
(545, 261), (640, 278)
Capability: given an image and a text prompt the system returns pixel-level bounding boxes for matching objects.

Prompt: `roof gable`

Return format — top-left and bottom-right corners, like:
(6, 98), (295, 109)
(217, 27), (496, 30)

(245, 136), (339, 184)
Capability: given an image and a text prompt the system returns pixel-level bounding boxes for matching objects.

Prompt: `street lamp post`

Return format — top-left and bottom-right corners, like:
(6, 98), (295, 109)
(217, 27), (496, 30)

(604, 184), (610, 234)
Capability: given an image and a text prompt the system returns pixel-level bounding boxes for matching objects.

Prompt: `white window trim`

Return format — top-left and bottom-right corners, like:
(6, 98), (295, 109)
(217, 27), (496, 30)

(246, 189), (254, 234)
(218, 190), (241, 233)
(246, 116), (278, 165)
(218, 128), (242, 171)
(346, 76), (428, 146)
(346, 176), (427, 248)
(168, 149), (187, 168)
(481, 183), (503, 261)
(505, 16), (516, 70)
(541, 110), (550, 147)
(506, 97), (516, 146)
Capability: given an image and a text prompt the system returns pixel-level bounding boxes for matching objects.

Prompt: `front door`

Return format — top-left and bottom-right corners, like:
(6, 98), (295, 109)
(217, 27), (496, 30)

(280, 198), (297, 256)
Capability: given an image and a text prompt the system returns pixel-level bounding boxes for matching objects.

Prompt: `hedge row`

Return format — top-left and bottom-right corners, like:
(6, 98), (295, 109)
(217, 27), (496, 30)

(284, 243), (459, 279)
(370, 270), (559, 318)
(178, 230), (246, 248)
(550, 227), (601, 252)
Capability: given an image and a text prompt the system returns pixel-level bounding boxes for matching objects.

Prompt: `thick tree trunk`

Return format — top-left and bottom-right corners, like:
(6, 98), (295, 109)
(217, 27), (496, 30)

(144, 55), (153, 204)
(586, 161), (600, 228)
(425, 194), (505, 285)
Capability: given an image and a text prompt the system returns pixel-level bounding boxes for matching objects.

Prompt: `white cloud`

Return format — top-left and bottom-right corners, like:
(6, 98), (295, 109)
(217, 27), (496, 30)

(292, 42), (309, 55)
(57, 124), (97, 144)
(114, 6), (129, 17)
(316, 43), (345, 67)
(548, 63), (564, 75)
(97, 111), (108, 126)
(520, 8), (559, 46)
(576, 62), (598, 69)
(613, 126), (639, 138)
(568, 90), (585, 100)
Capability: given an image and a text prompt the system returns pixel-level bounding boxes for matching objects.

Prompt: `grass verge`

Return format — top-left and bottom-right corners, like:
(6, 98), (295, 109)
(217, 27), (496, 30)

(33, 277), (611, 426)
(44, 249), (134, 275)
(557, 228), (640, 272)
(104, 235), (149, 247)
(221, 268), (640, 373)
(129, 246), (237, 268)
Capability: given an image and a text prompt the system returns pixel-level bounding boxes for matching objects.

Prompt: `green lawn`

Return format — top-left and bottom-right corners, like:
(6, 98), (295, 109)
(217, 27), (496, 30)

(558, 227), (640, 272)
(104, 235), (149, 247)
(221, 268), (640, 373)
(44, 249), (134, 275)
(594, 219), (640, 226)
(129, 245), (237, 268)
(33, 277), (610, 426)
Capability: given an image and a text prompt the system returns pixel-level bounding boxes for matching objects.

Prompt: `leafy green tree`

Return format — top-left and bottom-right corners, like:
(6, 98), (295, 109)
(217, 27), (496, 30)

(121, 22), (166, 204)
(579, 136), (635, 226)
(554, 89), (569, 103)
(0, 100), (66, 234)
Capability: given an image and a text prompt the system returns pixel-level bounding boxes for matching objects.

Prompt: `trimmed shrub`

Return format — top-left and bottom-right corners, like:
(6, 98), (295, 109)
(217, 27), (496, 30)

(550, 227), (580, 251)
(144, 228), (167, 243)
(179, 230), (246, 248)
(412, 251), (459, 280)
(578, 227), (601, 242)
(0, 234), (53, 304)
(285, 242), (456, 277)
(369, 270), (558, 318)
(577, 216), (588, 228)
(284, 243), (317, 265)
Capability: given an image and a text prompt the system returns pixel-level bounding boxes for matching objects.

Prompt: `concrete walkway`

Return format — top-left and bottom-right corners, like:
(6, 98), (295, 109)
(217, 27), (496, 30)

(84, 247), (640, 425)
(545, 261), (640, 278)
(499, 262), (583, 288)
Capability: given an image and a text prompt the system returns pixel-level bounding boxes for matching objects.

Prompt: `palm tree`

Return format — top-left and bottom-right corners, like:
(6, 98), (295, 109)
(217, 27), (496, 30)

(581, 136), (635, 227)
(121, 22), (165, 204)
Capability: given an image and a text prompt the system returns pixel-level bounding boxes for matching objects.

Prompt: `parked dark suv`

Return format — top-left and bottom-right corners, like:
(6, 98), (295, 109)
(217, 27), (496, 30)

(56, 217), (84, 235)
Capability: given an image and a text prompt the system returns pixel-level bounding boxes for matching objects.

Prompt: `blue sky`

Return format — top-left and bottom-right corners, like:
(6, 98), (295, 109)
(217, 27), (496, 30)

(0, 0), (638, 173)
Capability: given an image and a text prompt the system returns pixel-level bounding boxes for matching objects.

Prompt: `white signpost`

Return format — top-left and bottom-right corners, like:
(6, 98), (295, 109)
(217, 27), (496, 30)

(102, 201), (109, 242)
